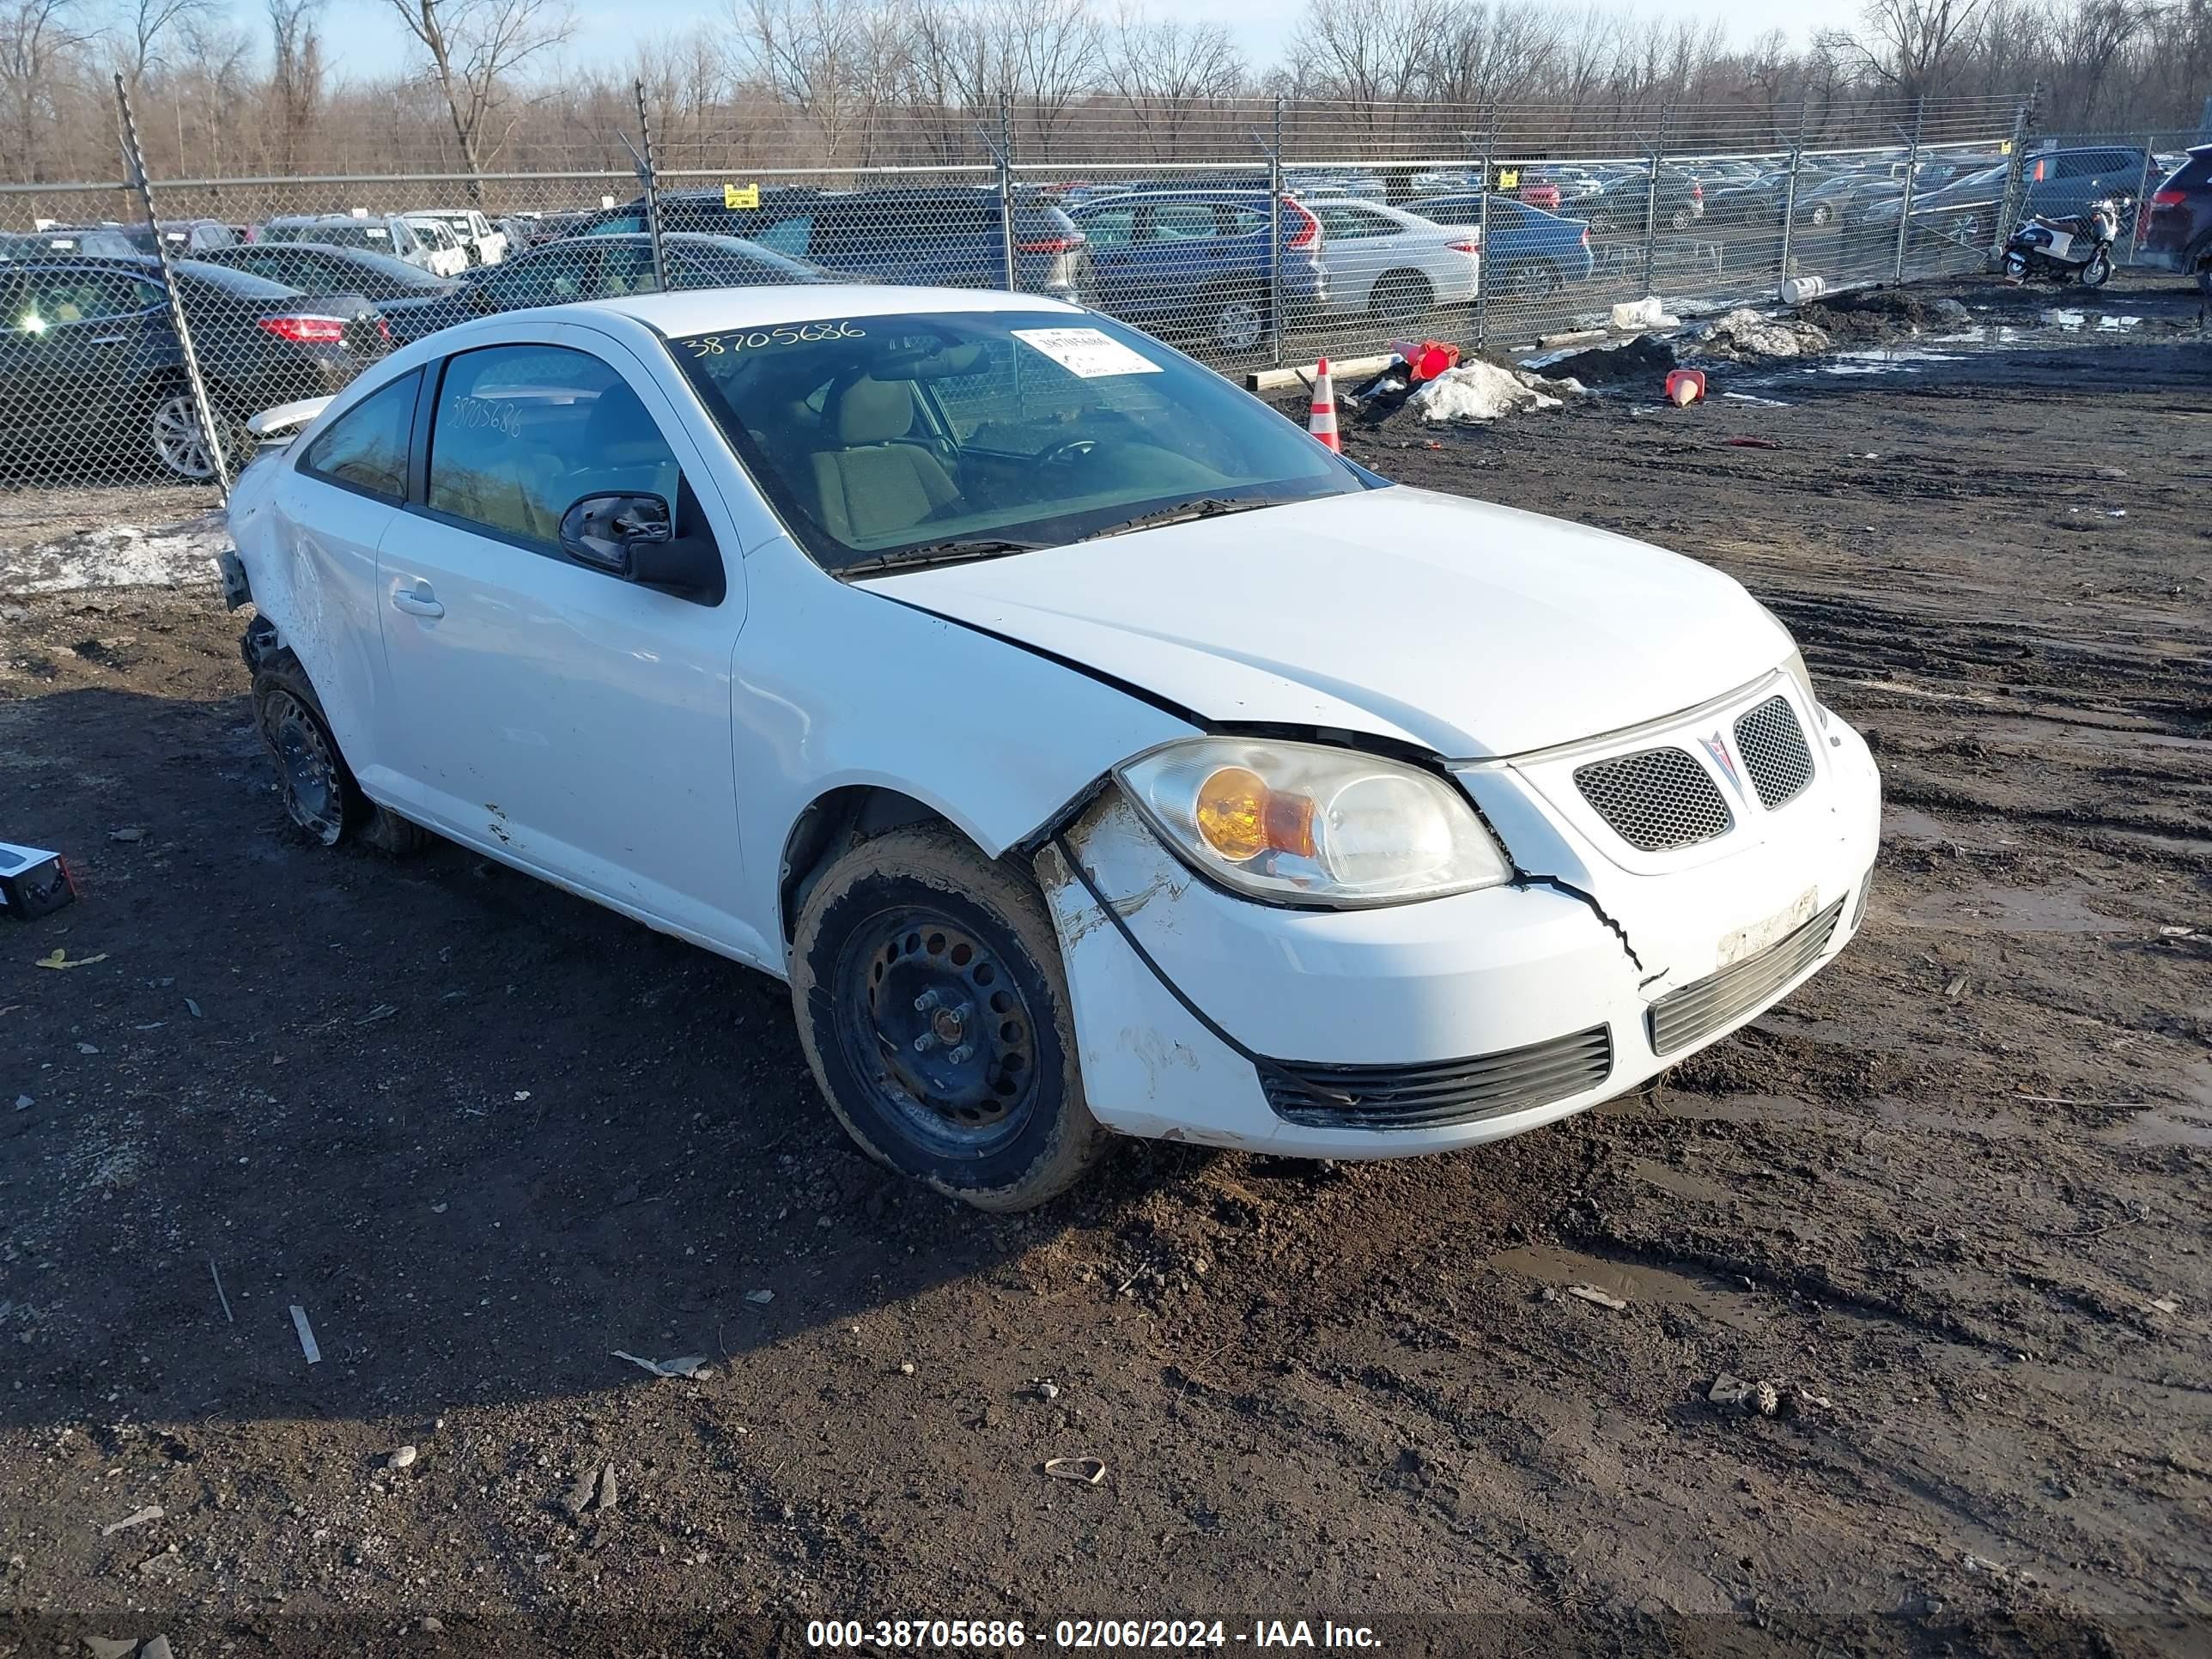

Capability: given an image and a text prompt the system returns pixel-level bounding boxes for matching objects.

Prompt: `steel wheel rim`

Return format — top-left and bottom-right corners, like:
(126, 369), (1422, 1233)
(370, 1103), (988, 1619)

(1214, 299), (1263, 352)
(152, 395), (214, 480)
(836, 905), (1040, 1158)
(265, 690), (343, 845)
(1376, 279), (1425, 325)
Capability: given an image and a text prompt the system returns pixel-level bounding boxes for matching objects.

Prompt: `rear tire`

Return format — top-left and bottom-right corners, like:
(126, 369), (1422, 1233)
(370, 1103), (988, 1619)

(790, 827), (1106, 1212)
(1200, 284), (1267, 355)
(148, 383), (245, 483)
(1370, 270), (1433, 329)
(252, 652), (431, 854)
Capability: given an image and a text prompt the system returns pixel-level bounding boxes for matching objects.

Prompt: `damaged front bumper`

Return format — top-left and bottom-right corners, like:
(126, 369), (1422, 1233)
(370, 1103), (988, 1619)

(1037, 683), (1881, 1158)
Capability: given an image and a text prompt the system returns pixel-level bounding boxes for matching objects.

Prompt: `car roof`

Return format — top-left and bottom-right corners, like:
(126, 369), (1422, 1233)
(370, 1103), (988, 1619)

(568, 283), (1086, 334)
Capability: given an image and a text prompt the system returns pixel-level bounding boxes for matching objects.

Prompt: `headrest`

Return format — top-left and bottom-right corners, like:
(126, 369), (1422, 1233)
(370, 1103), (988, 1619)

(836, 376), (914, 443)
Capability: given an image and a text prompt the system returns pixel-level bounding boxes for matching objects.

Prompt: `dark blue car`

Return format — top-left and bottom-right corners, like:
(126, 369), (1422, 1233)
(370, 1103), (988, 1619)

(1407, 194), (1593, 301)
(1061, 191), (1330, 356)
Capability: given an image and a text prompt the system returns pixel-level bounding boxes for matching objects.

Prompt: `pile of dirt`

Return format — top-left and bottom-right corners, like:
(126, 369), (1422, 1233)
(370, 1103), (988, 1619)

(1520, 331), (1677, 386)
(1799, 286), (1971, 344)
(1693, 307), (1833, 362)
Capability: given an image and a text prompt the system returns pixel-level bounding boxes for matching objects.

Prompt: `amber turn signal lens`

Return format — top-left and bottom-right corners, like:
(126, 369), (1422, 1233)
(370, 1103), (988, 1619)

(1194, 766), (1317, 863)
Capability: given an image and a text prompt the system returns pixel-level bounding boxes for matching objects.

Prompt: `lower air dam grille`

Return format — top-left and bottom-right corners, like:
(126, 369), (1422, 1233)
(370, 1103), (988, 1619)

(1647, 897), (1846, 1056)
(1261, 1025), (1614, 1130)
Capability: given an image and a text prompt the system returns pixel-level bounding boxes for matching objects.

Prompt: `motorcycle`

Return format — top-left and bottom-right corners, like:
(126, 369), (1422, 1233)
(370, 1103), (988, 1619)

(2002, 198), (2119, 288)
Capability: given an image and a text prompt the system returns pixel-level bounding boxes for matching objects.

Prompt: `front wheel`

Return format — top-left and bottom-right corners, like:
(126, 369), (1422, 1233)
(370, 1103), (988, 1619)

(790, 827), (1106, 1211)
(2079, 250), (2112, 289)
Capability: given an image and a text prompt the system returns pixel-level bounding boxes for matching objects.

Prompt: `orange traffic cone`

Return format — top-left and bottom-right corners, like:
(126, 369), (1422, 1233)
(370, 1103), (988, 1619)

(1308, 357), (1340, 452)
(1663, 368), (1706, 407)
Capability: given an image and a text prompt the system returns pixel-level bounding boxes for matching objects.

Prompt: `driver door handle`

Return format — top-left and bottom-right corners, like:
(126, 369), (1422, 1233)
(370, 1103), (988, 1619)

(392, 580), (444, 619)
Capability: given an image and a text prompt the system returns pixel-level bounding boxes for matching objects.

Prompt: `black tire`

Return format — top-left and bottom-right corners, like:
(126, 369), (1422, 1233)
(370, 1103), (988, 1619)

(1200, 284), (1268, 355)
(1370, 269), (1433, 328)
(2080, 250), (2112, 289)
(1506, 259), (1565, 302)
(251, 651), (431, 854)
(1808, 203), (1833, 228)
(790, 826), (1106, 1212)
(1670, 206), (1693, 232)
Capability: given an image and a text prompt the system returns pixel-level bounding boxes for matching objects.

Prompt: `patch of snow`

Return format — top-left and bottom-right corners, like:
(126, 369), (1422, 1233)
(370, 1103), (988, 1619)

(0, 514), (228, 598)
(1696, 307), (1833, 362)
(1610, 296), (1680, 330)
(1414, 361), (1565, 423)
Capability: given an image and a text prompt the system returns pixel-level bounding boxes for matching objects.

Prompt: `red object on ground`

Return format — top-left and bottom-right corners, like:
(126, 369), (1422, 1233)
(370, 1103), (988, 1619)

(1664, 368), (1707, 406)
(1309, 357), (1340, 452)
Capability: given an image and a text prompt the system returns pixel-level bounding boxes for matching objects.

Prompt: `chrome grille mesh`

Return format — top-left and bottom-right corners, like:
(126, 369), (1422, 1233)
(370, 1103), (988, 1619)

(1573, 748), (1731, 852)
(1734, 696), (1816, 810)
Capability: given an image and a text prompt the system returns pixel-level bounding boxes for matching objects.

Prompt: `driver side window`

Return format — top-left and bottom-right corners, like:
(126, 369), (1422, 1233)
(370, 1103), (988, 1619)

(426, 344), (684, 549)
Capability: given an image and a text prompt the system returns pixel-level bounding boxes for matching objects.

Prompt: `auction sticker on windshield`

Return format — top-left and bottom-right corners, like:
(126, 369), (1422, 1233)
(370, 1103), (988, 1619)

(1012, 327), (1162, 378)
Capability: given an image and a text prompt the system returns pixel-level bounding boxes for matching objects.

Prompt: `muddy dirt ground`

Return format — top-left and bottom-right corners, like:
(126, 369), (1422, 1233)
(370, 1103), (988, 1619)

(1, 274), (2207, 1658)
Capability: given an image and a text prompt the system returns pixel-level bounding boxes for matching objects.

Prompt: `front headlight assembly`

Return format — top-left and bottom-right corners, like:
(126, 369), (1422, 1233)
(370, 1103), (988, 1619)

(1115, 738), (1512, 908)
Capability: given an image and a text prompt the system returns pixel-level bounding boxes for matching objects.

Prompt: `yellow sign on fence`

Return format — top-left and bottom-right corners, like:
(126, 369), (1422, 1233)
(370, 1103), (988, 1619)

(1497, 167), (1520, 190)
(723, 183), (760, 210)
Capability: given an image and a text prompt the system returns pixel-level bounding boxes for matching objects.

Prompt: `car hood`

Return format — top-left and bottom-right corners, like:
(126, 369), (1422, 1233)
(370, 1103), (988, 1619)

(860, 487), (1791, 759)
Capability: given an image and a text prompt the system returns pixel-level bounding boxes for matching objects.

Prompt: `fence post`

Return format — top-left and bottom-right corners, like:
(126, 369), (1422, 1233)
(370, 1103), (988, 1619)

(996, 95), (1016, 292)
(1891, 98), (1923, 284)
(113, 73), (230, 500)
(1641, 102), (1670, 295)
(2125, 135), (2155, 264)
(1474, 104), (1494, 349)
(1777, 96), (1808, 302)
(1996, 86), (2039, 257)
(1272, 95), (1286, 368)
(634, 81), (670, 296)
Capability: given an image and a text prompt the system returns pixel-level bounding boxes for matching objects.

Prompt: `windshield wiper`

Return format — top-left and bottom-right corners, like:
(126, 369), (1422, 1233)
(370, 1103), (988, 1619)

(836, 538), (1048, 578)
(1078, 496), (1280, 540)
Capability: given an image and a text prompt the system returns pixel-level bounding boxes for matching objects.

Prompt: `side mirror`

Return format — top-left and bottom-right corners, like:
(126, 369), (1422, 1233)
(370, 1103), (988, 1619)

(560, 491), (670, 575)
(559, 491), (725, 604)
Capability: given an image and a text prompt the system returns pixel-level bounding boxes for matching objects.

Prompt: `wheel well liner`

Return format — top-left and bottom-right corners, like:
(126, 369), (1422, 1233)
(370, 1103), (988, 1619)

(778, 786), (957, 952)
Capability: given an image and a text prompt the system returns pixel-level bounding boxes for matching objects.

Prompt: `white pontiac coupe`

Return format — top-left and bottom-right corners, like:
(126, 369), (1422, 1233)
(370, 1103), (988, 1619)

(224, 285), (1881, 1210)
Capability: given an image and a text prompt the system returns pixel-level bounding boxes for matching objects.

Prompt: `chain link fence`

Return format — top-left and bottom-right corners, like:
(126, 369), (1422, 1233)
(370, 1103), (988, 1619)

(13, 82), (2187, 506)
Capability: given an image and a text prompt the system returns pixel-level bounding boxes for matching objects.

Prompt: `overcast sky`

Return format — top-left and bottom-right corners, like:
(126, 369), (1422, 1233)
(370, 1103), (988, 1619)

(325, 0), (1873, 82)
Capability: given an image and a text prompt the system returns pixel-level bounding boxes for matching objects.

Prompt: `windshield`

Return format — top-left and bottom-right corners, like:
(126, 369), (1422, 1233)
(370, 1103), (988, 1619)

(671, 310), (1365, 573)
(272, 222), (392, 250)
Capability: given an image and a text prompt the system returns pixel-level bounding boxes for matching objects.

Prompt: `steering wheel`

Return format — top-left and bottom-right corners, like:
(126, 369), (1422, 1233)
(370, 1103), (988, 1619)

(1038, 438), (1098, 465)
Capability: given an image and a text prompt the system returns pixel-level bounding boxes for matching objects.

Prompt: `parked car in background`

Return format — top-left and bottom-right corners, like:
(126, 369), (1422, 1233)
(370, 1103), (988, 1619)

(1406, 194), (1591, 300)
(1586, 167), (1704, 232)
(1062, 191), (1328, 355)
(406, 208), (509, 267)
(26, 224), (145, 258)
(495, 216), (538, 256)
(263, 214), (441, 274)
(579, 186), (1091, 301)
(1867, 146), (2156, 246)
(94, 219), (240, 255)
(0, 256), (384, 480)
(225, 283), (1878, 1210)
(2136, 143), (2212, 279)
(376, 232), (828, 345)
(400, 215), (471, 277)
(1304, 198), (1479, 326)
(191, 240), (462, 302)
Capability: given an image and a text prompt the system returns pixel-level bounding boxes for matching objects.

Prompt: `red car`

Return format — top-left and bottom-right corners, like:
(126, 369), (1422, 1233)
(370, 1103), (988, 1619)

(2138, 143), (2212, 281)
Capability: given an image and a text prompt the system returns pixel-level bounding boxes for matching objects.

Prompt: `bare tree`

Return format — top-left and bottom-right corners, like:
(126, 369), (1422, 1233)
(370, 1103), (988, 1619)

(384, 0), (576, 178)
(266, 0), (324, 173)
(726, 0), (868, 159)
(111, 0), (216, 92)
(1285, 0), (1445, 137)
(0, 0), (94, 179)
(1102, 8), (1244, 160)
(1819, 0), (1990, 101)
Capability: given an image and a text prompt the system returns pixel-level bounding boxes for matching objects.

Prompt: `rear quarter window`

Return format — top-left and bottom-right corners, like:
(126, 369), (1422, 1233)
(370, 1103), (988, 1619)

(301, 370), (422, 501)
